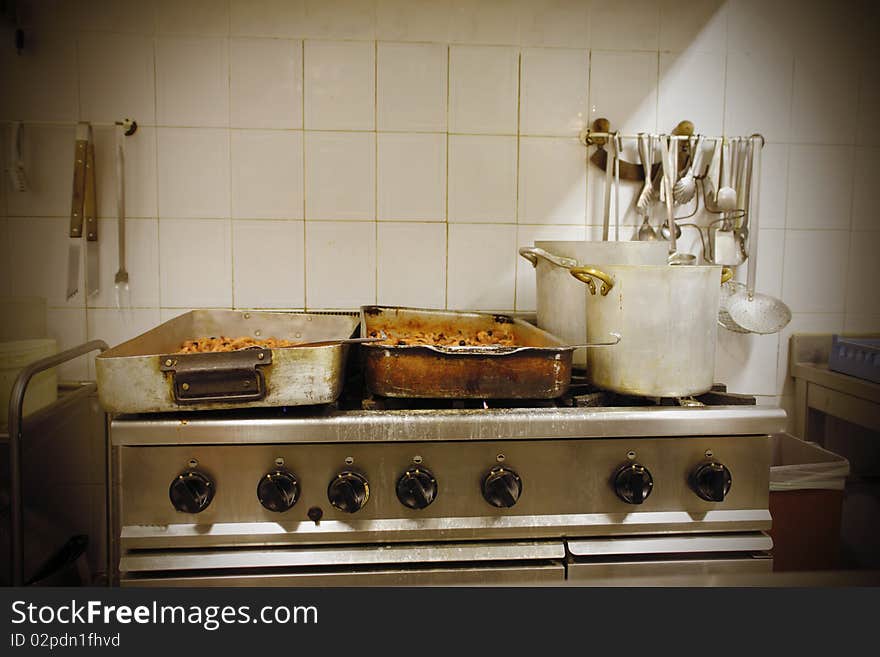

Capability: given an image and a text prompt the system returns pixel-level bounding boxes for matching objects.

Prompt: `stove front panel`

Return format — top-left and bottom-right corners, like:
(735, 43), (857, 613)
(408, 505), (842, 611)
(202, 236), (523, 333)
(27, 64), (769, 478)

(117, 435), (770, 548)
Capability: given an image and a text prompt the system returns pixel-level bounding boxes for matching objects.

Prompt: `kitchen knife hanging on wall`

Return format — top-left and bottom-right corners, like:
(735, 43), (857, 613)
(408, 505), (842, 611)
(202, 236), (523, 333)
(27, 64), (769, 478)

(84, 124), (99, 297)
(67, 123), (88, 300)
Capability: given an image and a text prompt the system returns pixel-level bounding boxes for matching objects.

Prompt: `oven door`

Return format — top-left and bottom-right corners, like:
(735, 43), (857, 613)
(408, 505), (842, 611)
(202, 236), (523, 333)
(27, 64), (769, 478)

(120, 540), (566, 587)
(566, 532), (773, 582)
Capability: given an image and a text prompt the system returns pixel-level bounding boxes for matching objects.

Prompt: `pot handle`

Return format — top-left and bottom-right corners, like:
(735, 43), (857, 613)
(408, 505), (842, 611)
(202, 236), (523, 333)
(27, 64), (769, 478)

(569, 266), (615, 296)
(518, 246), (579, 270)
(671, 260), (733, 284)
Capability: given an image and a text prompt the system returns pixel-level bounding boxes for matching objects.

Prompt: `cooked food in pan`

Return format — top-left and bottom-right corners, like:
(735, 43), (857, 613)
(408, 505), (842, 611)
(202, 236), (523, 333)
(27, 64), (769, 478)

(367, 326), (516, 347)
(177, 336), (301, 353)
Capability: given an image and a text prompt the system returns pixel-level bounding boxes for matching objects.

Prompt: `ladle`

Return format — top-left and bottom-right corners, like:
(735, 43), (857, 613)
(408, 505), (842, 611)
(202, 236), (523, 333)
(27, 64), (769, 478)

(658, 136), (693, 264)
(725, 136), (792, 334)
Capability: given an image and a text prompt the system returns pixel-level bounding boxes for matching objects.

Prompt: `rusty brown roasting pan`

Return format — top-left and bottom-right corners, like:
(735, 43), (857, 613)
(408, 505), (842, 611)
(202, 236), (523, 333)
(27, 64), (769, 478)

(360, 306), (574, 399)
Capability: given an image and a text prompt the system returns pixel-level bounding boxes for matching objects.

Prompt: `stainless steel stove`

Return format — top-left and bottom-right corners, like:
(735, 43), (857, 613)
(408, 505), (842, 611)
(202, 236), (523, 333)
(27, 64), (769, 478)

(109, 381), (786, 586)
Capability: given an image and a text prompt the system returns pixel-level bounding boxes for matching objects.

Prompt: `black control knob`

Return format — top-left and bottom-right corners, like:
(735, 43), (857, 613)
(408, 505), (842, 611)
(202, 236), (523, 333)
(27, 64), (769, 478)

(257, 469), (300, 512)
(327, 471), (370, 513)
(691, 461), (732, 502)
(169, 470), (215, 514)
(396, 468), (438, 509)
(482, 466), (522, 508)
(613, 463), (654, 504)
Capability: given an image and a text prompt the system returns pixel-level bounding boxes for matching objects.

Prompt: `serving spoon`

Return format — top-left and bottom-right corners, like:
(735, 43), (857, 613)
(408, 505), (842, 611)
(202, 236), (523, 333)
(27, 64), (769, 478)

(673, 134), (703, 205)
(636, 134), (657, 241)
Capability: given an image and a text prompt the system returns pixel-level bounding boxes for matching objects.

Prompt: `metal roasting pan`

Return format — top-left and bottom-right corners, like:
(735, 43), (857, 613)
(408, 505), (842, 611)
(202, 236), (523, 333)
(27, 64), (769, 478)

(96, 310), (358, 413)
(360, 306), (574, 399)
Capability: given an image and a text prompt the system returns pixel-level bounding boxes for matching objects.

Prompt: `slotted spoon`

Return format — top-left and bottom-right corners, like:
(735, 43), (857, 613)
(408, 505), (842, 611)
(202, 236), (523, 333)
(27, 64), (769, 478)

(725, 136), (791, 334)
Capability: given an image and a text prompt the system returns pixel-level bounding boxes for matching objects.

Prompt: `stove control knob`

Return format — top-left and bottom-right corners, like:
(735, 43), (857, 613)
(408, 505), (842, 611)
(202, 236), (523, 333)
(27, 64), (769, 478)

(396, 468), (438, 510)
(613, 463), (653, 504)
(327, 471), (370, 513)
(690, 461), (732, 502)
(169, 470), (215, 514)
(257, 470), (300, 513)
(482, 466), (522, 508)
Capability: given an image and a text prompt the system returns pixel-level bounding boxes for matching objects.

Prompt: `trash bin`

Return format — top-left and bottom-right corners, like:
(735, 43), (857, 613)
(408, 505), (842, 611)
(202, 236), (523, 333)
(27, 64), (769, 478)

(769, 433), (850, 572)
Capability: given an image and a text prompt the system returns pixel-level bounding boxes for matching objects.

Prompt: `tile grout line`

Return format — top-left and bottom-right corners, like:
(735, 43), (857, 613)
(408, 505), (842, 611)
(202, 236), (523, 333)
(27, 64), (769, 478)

(74, 27), (627, 51)
(0, 119), (864, 147)
(302, 40), (308, 311)
(444, 43), (451, 310)
(513, 47), (522, 311)
(719, 23), (729, 140)
(374, 39), (379, 306)
(584, 47), (592, 238)
(73, 28), (90, 348)
(774, 50), (799, 392)
(840, 49), (867, 322)
(227, 30), (235, 311)
(152, 32), (163, 314)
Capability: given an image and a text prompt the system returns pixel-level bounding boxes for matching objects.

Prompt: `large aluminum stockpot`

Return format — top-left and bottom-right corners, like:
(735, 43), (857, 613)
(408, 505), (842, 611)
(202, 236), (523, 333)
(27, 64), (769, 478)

(518, 241), (668, 367)
(568, 263), (725, 398)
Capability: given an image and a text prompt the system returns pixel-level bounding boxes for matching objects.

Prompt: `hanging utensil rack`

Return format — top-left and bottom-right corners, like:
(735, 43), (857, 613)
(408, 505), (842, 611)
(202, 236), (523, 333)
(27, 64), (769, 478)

(580, 121), (765, 257)
(579, 121), (764, 189)
(579, 125), (764, 150)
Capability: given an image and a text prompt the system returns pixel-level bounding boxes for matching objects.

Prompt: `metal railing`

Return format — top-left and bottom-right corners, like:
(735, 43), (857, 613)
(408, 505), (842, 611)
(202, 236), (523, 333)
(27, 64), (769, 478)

(6, 340), (108, 586)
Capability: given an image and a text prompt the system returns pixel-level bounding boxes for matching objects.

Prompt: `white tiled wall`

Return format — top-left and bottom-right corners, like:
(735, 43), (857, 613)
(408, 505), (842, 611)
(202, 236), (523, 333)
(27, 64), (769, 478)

(1, 0), (879, 411)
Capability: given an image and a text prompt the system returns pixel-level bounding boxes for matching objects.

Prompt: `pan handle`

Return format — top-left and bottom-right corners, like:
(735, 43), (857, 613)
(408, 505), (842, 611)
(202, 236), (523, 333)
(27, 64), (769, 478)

(518, 246), (578, 270)
(569, 266), (615, 296)
(425, 344), (529, 356)
(566, 332), (621, 348)
(280, 334), (386, 349)
(424, 333), (621, 356)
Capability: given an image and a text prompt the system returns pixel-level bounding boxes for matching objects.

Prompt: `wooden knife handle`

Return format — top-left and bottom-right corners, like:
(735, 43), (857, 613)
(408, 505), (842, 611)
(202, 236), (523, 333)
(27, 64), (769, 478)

(70, 139), (87, 238)
(84, 140), (98, 242)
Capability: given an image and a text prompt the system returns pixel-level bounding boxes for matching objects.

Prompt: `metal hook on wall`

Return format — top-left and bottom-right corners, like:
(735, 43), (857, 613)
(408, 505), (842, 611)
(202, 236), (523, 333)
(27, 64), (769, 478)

(116, 118), (138, 137)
